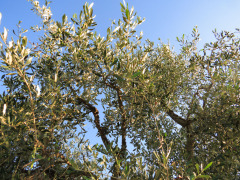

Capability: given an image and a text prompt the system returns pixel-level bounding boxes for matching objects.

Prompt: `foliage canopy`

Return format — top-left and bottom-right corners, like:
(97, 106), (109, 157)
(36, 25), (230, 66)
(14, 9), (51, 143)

(0, 1), (239, 179)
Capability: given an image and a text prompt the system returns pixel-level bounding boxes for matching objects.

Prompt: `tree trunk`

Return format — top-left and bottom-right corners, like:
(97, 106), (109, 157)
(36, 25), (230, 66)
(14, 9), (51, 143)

(186, 125), (195, 173)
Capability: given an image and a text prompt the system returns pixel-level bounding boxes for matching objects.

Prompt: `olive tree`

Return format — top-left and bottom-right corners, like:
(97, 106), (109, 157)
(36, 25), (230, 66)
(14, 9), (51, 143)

(140, 28), (240, 179)
(0, 1), (239, 179)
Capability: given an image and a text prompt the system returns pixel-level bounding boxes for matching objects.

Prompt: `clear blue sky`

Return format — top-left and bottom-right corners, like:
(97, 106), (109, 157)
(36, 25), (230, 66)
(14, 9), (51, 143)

(1, 0), (240, 146)
(1, 0), (240, 48)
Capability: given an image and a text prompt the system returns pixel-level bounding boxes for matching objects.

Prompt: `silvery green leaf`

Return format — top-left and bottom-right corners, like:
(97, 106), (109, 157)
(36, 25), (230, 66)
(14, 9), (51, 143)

(113, 26), (120, 33)
(9, 41), (13, 48)
(36, 85), (40, 97)
(3, 27), (8, 42)
(22, 36), (27, 47)
(25, 57), (32, 65)
(123, 0), (126, 7)
(88, 2), (94, 10)
(3, 104), (7, 116)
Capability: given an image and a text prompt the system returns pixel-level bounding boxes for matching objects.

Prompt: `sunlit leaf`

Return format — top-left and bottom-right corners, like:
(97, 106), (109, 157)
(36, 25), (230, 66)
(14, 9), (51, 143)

(62, 14), (67, 23)
(3, 27), (8, 42)
(88, 2), (94, 10)
(203, 162), (213, 172)
(25, 57), (32, 65)
(113, 26), (120, 33)
(126, 8), (130, 20)
(22, 36), (27, 47)
(195, 163), (200, 174)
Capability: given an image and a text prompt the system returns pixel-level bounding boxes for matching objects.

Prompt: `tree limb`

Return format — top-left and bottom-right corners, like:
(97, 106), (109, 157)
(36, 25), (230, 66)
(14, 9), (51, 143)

(75, 97), (110, 148)
(166, 108), (189, 127)
(92, 70), (127, 156)
(104, 81), (127, 157)
(160, 99), (189, 127)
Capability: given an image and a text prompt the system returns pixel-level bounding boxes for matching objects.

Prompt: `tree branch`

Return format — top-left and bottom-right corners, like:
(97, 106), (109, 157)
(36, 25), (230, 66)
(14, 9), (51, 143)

(92, 70), (127, 157)
(104, 81), (127, 157)
(166, 108), (189, 127)
(75, 97), (110, 148)
(68, 84), (110, 149)
(161, 99), (189, 127)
